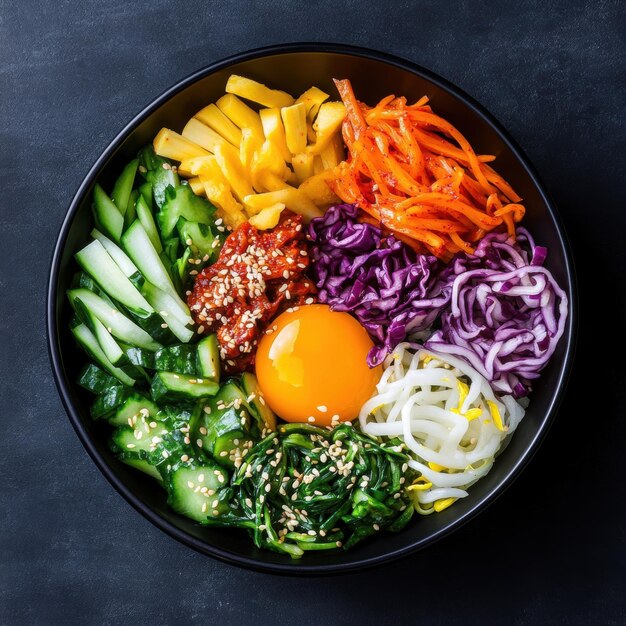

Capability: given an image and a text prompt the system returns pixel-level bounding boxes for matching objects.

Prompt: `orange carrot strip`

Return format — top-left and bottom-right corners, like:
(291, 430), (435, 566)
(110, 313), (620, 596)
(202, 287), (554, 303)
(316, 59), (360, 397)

(333, 79), (366, 138)
(330, 79), (525, 259)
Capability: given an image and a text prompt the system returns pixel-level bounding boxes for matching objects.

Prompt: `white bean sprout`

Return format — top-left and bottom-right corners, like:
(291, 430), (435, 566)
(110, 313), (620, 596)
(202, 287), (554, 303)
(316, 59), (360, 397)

(359, 343), (526, 513)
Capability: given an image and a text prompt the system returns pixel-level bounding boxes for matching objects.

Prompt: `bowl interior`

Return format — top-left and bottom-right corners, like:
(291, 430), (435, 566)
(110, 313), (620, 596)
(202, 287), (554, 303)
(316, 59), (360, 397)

(50, 47), (574, 573)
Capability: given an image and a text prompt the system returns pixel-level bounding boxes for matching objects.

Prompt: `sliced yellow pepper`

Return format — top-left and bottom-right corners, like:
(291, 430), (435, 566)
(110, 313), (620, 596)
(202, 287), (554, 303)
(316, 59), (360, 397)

(434, 498), (457, 512)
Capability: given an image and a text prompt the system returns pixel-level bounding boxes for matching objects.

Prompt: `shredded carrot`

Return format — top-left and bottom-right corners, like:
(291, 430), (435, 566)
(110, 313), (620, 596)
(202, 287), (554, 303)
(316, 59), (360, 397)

(330, 79), (525, 259)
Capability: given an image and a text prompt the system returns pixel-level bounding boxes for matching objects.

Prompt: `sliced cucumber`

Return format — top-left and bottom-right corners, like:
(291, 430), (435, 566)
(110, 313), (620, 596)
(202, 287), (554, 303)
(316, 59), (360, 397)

(138, 145), (179, 208)
(150, 372), (219, 403)
(111, 158), (139, 216)
(90, 316), (124, 364)
(241, 372), (277, 433)
(176, 219), (220, 259)
(136, 194), (162, 253)
(71, 323), (135, 387)
(93, 183), (123, 242)
(112, 426), (155, 456)
(140, 280), (192, 327)
(213, 431), (252, 468)
(77, 272), (114, 305)
(140, 283), (193, 344)
(157, 312), (194, 345)
(154, 345), (198, 376)
(91, 385), (133, 419)
(91, 229), (138, 277)
(158, 184), (216, 240)
(121, 220), (191, 324)
(78, 363), (118, 394)
(120, 457), (162, 481)
(108, 392), (160, 426)
(174, 246), (193, 289)
(163, 237), (180, 263)
(193, 389), (251, 455)
(215, 380), (250, 413)
(196, 334), (220, 382)
(138, 181), (153, 211)
(166, 465), (229, 522)
(68, 289), (161, 351)
(122, 306), (177, 347)
(72, 296), (124, 364)
(125, 347), (156, 369)
(123, 189), (139, 230)
(75, 240), (153, 317)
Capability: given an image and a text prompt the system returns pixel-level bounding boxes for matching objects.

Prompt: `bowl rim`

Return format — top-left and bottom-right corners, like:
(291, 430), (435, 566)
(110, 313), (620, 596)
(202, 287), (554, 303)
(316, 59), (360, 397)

(47, 42), (577, 576)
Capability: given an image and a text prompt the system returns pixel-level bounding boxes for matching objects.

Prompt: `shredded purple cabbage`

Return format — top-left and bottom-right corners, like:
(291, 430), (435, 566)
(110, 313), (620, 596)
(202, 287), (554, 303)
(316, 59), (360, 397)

(308, 204), (452, 367)
(309, 204), (568, 397)
(424, 228), (568, 396)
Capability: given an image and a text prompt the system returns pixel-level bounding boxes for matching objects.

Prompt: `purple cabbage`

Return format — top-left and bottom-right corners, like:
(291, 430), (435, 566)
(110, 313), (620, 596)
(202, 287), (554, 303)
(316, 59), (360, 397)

(309, 204), (568, 398)
(308, 204), (452, 366)
(425, 229), (568, 397)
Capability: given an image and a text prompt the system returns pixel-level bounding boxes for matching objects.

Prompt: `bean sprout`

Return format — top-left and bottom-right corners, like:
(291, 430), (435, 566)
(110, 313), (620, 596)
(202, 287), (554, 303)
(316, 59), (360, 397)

(359, 343), (526, 512)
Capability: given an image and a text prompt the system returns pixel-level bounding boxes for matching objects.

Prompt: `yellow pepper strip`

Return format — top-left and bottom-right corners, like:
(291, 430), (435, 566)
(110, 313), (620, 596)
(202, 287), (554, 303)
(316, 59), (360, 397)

(428, 462), (446, 472)
(434, 498), (457, 512)
(487, 401), (505, 431)
(456, 380), (469, 408)
(407, 476), (433, 491)
(465, 408), (482, 421)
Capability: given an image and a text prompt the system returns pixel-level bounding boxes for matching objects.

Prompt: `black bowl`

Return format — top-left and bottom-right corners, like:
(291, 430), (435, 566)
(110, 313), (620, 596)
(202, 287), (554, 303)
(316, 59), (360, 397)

(47, 43), (576, 575)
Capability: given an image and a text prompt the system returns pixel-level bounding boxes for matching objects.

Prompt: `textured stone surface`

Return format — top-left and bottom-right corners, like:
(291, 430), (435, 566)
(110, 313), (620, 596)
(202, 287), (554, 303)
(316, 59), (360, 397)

(1, 0), (624, 623)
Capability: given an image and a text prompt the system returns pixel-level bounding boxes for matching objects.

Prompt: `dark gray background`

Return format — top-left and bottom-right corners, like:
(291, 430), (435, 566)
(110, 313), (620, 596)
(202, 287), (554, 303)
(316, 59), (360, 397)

(1, 0), (625, 624)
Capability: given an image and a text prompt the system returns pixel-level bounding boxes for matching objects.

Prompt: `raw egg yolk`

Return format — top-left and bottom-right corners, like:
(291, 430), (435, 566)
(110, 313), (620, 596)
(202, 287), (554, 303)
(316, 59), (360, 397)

(255, 304), (381, 426)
